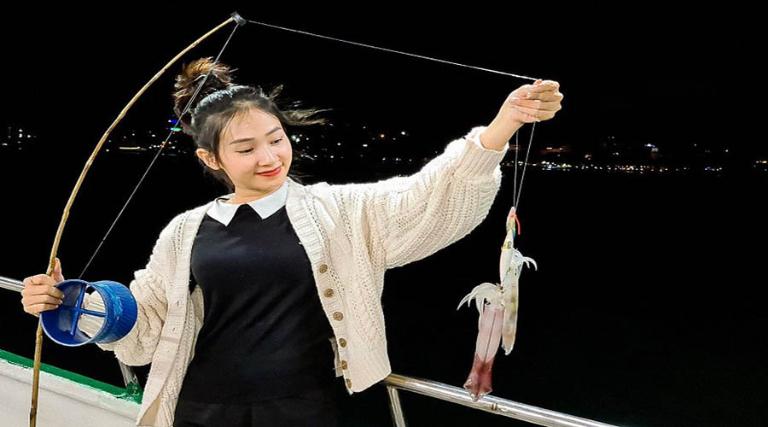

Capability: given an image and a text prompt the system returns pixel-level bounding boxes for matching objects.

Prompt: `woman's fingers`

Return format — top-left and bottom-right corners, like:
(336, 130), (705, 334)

(521, 81), (561, 98)
(22, 294), (63, 307)
(24, 303), (61, 315)
(525, 88), (560, 100)
(542, 80), (560, 89)
(535, 91), (564, 102)
(23, 274), (55, 287)
(511, 105), (556, 121)
(52, 257), (65, 283)
(21, 279), (64, 298)
(508, 80), (563, 122)
(43, 286), (65, 299)
(21, 272), (66, 317)
(49, 287), (65, 299)
(510, 98), (562, 111)
(530, 80), (559, 91)
(21, 286), (63, 299)
(501, 80), (563, 124)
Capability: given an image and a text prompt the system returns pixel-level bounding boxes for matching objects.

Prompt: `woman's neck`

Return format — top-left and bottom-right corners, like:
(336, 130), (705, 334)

(226, 186), (280, 205)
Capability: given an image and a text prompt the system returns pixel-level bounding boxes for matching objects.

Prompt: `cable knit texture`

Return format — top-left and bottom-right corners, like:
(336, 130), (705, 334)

(78, 125), (508, 426)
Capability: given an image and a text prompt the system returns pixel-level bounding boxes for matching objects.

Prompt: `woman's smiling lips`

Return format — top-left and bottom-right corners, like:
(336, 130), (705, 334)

(256, 166), (281, 176)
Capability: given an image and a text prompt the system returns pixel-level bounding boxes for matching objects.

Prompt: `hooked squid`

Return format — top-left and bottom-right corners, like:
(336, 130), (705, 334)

(456, 205), (537, 401)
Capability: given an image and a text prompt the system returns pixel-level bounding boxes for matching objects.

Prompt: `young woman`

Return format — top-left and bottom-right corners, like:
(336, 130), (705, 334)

(21, 58), (563, 426)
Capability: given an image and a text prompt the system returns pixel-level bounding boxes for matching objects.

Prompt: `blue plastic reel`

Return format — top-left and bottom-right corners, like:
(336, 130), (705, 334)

(41, 279), (137, 347)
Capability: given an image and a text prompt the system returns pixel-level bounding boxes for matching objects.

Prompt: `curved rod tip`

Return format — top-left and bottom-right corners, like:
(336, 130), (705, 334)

(231, 11), (247, 26)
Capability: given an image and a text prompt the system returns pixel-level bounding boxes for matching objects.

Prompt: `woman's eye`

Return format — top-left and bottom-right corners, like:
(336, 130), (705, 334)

(237, 139), (281, 153)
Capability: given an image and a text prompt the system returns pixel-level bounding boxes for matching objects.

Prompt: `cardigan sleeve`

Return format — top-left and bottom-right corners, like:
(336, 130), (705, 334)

(334, 125), (509, 270)
(78, 218), (177, 366)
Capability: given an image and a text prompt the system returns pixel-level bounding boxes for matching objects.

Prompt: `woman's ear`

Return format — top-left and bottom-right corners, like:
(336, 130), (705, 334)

(195, 148), (221, 171)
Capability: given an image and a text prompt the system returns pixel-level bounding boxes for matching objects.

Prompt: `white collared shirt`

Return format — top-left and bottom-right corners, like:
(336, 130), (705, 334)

(205, 180), (289, 226)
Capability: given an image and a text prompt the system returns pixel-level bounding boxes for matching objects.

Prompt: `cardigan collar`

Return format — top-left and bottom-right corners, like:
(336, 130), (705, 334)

(205, 179), (289, 226)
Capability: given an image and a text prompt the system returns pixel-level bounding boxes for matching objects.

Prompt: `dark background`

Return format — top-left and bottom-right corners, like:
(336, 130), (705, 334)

(1, 3), (764, 426)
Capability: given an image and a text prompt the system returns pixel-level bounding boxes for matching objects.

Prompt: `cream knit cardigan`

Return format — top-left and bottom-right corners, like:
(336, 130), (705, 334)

(80, 125), (509, 426)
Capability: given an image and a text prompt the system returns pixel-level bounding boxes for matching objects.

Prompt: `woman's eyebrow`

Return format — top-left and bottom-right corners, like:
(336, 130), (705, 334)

(229, 126), (282, 145)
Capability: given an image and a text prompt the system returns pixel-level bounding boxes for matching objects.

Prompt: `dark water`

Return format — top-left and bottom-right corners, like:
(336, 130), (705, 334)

(1, 148), (766, 426)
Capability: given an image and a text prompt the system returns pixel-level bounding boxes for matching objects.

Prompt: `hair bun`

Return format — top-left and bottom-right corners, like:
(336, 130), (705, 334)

(172, 57), (236, 132)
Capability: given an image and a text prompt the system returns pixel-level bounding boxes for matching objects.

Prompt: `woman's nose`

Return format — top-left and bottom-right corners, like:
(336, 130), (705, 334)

(258, 146), (278, 164)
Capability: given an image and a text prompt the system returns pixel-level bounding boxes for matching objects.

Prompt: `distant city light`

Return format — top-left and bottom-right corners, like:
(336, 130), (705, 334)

(2, 122), (760, 176)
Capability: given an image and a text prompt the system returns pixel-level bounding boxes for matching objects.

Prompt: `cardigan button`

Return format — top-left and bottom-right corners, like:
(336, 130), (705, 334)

(345, 378), (352, 389)
(338, 338), (347, 347)
(333, 312), (344, 321)
(323, 288), (334, 298)
(318, 264), (329, 273)
(340, 360), (348, 370)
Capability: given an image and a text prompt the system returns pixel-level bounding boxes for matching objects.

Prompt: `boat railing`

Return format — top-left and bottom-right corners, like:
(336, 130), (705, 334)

(2, 274), (619, 427)
(381, 372), (617, 426)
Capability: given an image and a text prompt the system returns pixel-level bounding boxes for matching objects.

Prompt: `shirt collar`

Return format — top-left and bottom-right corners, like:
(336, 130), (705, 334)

(206, 180), (289, 226)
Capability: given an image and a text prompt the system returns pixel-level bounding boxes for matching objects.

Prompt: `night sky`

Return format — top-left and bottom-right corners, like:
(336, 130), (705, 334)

(0, 4), (755, 164)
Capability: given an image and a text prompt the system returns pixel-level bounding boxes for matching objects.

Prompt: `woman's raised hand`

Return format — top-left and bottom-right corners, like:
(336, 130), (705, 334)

(501, 79), (564, 125)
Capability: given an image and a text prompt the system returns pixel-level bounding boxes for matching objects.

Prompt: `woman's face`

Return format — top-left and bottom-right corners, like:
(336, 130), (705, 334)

(196, 107), (292, 202)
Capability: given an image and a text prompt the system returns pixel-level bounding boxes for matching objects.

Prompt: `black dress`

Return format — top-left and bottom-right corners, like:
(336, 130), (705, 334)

(174, 202), (340, 427)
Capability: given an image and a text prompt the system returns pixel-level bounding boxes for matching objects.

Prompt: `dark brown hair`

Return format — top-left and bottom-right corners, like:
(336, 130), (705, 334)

(172, 57), (330, 191)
